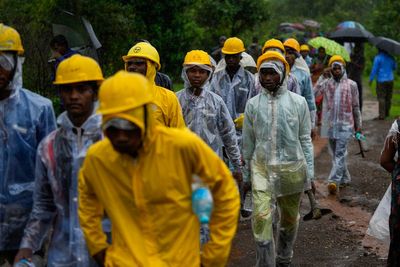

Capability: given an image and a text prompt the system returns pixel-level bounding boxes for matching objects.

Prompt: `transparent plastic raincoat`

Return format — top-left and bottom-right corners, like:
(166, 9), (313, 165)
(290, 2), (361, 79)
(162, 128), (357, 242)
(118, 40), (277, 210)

(314, 73), (362, 139)
(177, 68), (241, 170)
(291, 65), (316, 127)
(19, 112), (102, 266)
(0, 56), (56, 250)
(243, 76), (314, 266)
(242, 78), (314, 197)
(210, 66), (256, 121)
(78, 108), (240, 267)
(314, 69), (361, 185)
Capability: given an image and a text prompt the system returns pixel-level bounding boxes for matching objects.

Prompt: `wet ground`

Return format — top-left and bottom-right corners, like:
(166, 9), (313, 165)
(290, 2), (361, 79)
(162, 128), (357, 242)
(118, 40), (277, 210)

(228, 95), (393, 266)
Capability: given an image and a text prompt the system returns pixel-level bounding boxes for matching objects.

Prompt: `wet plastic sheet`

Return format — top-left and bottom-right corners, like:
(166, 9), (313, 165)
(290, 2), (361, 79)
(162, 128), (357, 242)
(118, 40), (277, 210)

(367, 184), (390, 243)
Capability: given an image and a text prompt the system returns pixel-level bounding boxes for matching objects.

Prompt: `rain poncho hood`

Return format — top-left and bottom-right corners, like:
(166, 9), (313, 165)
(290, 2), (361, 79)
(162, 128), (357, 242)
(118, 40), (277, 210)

(142, 60), (185, 128)
(20, 111), (102, 266)
(0, 76), (56, 249)
(78, 122), (240, 266)
(0, 52), (23, 94)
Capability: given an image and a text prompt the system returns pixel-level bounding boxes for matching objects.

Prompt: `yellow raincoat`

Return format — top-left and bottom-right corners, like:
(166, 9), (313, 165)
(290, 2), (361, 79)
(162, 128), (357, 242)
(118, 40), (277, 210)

(78, 110), (239, 266)
(145, 61), (185, 128)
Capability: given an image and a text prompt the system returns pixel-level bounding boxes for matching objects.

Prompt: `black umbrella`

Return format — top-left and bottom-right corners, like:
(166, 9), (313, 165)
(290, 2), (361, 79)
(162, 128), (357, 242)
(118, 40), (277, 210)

(370, 36), (400, 55)
(329, 27), (374, 42)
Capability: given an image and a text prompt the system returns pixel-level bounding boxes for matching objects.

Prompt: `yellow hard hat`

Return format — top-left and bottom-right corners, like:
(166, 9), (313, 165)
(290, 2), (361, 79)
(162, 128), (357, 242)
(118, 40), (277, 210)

(97, 71), (153, 116)
(283, 38), (300, 53)
(0, 24), (24, 55)
(183, 50), (211, 66)
(221, 37), (245, 55)
(300, 44), (310, 52)
(328, 55), (346, 66)
(257, 50), (290, 74)
(122, 42), (161, 70)
(262, 39), (285, 54)
(53, 54), (104, 85)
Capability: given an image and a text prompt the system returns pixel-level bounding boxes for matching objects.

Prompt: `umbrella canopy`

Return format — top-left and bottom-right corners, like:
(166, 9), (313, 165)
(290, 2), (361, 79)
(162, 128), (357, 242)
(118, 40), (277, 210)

(370, 36), (400, 55)
(303, 19), (320, 29)
(329, 21), (373, 42)
(308, 37), (350, 61)
(329, 28), (373, 42)
(336, 21), (366, 30)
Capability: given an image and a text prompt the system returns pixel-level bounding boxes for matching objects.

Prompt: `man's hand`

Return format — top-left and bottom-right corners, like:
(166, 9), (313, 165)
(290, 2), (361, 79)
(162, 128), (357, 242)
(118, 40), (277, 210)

(311, 128), (317, 140)
(93, 248), (107, 267)
(14, 248), (33, 265)
(232, 171), (243, 185)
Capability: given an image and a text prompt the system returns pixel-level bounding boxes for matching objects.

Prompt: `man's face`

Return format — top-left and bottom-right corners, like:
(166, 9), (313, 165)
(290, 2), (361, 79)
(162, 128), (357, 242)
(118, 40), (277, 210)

(318, 48), (326, 59)
(186, 66), (209, 89)
(284, 47), (296, 68)
(300, 50), (309, 58)
(259, 67), (281, 92)
(225, 53), (241, 70)
(0, 64), (12, 92)
(105, 126), (142, 157)
(59, 82), (97, 119)
(331, 64), (343, 79)
(126, 57), (147, 76)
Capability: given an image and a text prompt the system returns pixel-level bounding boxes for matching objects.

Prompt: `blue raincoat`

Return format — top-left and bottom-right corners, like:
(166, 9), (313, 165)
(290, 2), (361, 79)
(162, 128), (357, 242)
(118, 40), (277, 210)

(290, 65), (316, 127)
(19, 112), (102, 266)
(0, 87), (56, 250)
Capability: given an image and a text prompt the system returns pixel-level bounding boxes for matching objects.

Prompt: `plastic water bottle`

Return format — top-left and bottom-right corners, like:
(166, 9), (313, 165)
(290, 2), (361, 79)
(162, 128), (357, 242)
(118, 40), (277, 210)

(355, 132), (369, 151)
(14, 259), (35, 267)
(192, 174), (213, 245)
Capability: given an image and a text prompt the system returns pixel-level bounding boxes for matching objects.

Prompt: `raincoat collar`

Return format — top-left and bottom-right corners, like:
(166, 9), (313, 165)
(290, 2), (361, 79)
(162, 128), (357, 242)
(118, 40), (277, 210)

(57, 106), (101, 135)
(224, 65), (246, 79)
(261, 76), (288, 98)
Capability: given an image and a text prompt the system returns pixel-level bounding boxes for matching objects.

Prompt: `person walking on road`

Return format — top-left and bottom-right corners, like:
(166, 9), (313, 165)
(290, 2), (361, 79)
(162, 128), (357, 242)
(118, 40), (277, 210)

(369, 49), (397, 119)
(123, 42), (185, 128)
(14, 55), (105, 267)
(177, 50), (242, 184)
(347, 43), (365, 111)
(314, 55), (362, 195)
(210, 37), (256, 124)
(254, 39), (300, 96)
(242, 51), (314, 267)
(284, 38), (317, 137)
(380, 119), (400, 267)
(78, 71), (240, 267)
(0, 23), (56, 265)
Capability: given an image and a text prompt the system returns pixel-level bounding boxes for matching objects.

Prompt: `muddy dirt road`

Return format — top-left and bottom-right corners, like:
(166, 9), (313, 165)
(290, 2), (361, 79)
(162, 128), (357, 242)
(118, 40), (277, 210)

(228, 98), (393, 266)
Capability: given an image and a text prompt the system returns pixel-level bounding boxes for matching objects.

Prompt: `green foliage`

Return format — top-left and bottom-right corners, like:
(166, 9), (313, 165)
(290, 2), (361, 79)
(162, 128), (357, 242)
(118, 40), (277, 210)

(1, 0), (399, 95)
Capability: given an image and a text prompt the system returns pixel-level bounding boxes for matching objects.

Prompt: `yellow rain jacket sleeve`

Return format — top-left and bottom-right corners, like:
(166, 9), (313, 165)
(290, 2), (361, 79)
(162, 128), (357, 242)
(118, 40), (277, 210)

(78, 126), (239, 267)
(146, 61), (185, 128)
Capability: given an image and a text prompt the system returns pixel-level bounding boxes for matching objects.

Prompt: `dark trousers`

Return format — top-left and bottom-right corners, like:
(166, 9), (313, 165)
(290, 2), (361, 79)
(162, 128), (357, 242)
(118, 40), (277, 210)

(376, 81), (394, 119)
(0, 250), (18, 265)
(354, 79), (363, 111)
